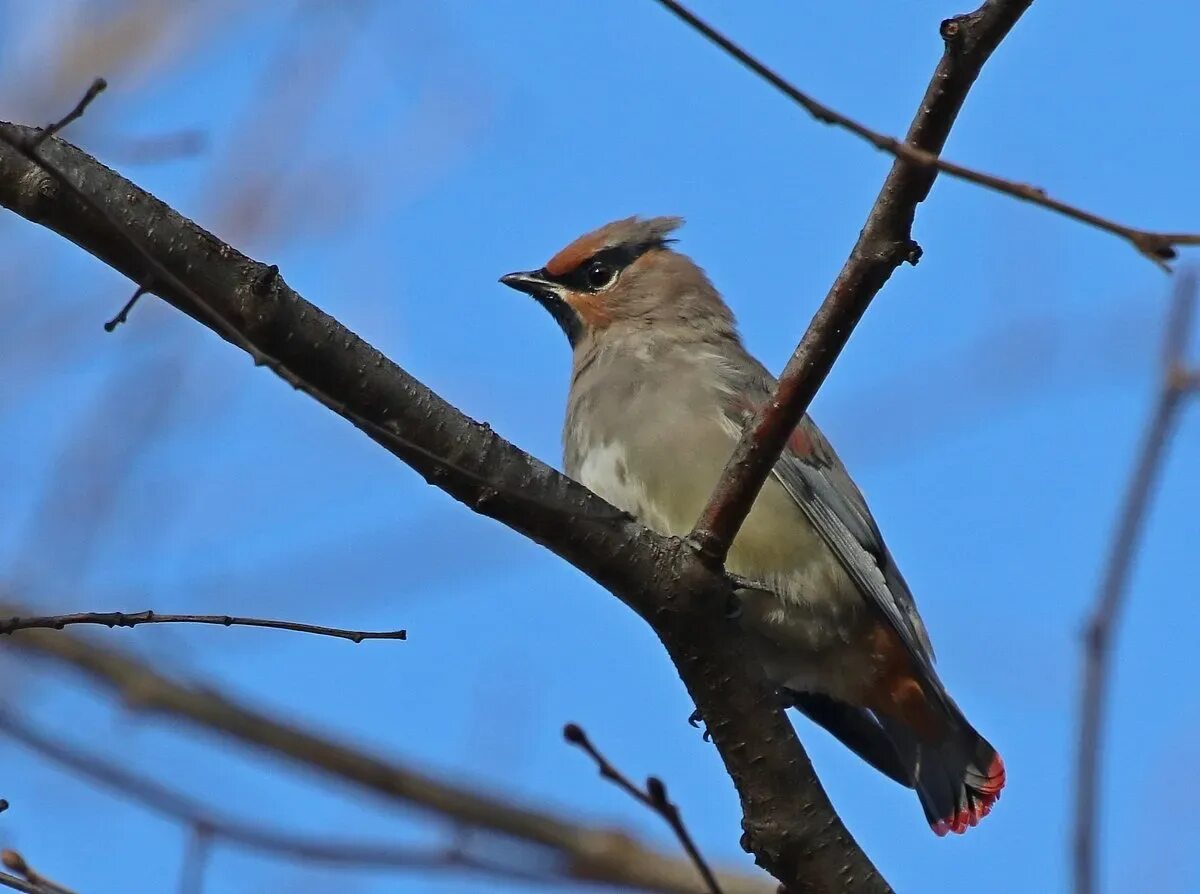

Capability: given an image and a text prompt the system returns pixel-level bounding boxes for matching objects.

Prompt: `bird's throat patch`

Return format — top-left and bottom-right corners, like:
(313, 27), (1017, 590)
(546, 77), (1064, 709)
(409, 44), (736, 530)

(564, 291), (613, 330)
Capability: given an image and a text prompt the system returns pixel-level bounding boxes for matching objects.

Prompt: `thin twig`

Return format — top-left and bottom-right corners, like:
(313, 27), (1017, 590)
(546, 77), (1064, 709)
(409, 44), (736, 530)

(26, 78), (106, 152)
(564, 724), (723, 894)
(0, 611), (406, 643)
(689, 0), (1034, 566)
(0, 852), (76, 894)
(1073, 271), (1199, 894)
(103, 284), (147, 331)
(651, 0), (1197, 268)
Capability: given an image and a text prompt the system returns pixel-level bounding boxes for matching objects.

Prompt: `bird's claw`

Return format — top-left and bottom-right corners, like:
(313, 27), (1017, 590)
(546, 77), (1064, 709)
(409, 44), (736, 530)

(687, 708), (713, 742)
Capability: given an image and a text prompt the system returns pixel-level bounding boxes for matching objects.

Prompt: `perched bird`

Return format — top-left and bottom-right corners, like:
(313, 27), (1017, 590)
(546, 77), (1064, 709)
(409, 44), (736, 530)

(500, 216), (1004, 835)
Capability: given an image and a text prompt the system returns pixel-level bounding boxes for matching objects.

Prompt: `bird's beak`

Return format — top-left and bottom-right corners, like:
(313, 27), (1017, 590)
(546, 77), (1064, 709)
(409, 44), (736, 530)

(499, 269), (553, 296)
(499, 268), (582, 347)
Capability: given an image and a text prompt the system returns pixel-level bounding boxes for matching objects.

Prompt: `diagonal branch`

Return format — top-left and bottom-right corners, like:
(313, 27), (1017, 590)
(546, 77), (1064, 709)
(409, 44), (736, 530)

(0, 709), (554, 886)
(0, 611), (406, 643)
(1072, 271), (1199, 894)
(652, 0), (1196, 269)
(690, 0), (1035, 565)
(0, 117), (886, 891)
(565, 724), (723, 894)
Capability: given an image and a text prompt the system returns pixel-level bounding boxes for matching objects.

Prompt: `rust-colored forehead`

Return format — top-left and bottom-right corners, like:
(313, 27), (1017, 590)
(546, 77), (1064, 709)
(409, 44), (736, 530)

(544, 227), (615, 277)
(542, 216), (683, 278)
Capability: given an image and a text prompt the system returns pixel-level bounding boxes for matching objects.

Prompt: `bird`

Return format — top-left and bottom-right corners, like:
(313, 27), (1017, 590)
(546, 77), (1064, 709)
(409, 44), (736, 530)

(499, 215), (1004, 836)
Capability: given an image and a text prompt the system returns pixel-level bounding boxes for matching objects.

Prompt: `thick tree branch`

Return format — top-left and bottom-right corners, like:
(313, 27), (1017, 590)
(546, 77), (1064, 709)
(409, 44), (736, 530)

(1073, 272), (1199, 894)
(691, 0), (1034, 565)
(0, 611), (406, 643)
(652, 0), (1196, 268)
(0, 109), (888, 889)
(1, 611), (774, 894)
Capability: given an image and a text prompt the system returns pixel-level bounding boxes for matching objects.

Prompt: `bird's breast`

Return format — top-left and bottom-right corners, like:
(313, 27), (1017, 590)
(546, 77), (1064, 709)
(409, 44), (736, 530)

(566, 415), (854, 613)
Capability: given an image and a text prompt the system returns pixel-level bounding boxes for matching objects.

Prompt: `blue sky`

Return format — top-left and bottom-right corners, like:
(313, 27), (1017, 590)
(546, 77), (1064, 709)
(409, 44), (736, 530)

(2, 1), (1199, 892)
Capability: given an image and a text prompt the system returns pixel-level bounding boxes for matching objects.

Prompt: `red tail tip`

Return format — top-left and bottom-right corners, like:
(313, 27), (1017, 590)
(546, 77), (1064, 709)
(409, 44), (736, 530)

(978, 753), (1007, 796)
(930, 752), (1006, 836)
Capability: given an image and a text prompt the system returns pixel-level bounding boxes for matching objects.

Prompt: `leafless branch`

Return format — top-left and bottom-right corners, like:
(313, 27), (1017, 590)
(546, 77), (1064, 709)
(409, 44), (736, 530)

(690, 0), (1034, 565)
(102, 284), (147, 331)
(652, 0), (1197, 269)
(565, 724), (723, 894)
(0, 708), (551, 884)
(0, 611), (406, 644)
(0, 112), (878, 891)
(1072, 271), (1199, 894)
(2, 611), (776, 894)
(25, 78), (106, 152)
(0, 852), (76, 894)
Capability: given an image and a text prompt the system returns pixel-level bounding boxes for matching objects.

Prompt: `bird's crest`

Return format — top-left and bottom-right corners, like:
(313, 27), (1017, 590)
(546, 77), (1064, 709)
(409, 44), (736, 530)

(544, 216), (683, 277)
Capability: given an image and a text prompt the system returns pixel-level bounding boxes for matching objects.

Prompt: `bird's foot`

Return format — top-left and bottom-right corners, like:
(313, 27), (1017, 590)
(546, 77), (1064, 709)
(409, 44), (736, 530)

(687, 708), (713, 743)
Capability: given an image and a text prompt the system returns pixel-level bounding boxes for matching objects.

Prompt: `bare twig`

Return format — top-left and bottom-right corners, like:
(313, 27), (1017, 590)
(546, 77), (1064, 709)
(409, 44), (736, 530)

(564, 724), (723, 894)
(652, 0), (1197, 268)
(2, 613), (776, 894)
(25, 77), (106, 152)
(0, 852), (76, 894)
(102, 284), (147, 331)
(690, 0), (1034, 565)
(0, 611), (406, 643)
(1073, 271), (1199, 894)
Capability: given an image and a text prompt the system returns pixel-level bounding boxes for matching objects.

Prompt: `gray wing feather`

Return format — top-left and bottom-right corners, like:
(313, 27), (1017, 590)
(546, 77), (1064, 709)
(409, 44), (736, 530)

(733, 367), (944, 706)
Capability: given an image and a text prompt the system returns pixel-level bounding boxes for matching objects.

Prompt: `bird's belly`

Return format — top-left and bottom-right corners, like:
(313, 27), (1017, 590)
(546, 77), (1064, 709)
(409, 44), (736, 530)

(572, 437), (869, 667)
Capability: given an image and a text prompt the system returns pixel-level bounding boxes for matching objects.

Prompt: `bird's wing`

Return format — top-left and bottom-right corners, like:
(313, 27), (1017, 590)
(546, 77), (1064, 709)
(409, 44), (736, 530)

(725, 371), (944, 705)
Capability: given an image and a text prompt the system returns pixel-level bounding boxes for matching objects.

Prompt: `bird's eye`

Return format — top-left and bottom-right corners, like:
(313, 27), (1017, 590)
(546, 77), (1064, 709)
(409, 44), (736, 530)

(586, 261), (615, 290)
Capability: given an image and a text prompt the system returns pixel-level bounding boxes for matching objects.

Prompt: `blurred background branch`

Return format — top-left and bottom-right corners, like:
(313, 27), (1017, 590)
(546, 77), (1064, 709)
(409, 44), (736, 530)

(3, 608), (776, 894)
(1073, 271), (1198, 894)
(0, 708), (577, 887)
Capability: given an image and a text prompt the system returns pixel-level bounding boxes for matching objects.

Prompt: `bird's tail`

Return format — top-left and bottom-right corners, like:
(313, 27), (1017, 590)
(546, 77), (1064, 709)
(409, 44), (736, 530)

(878, 706), (1005, 836)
